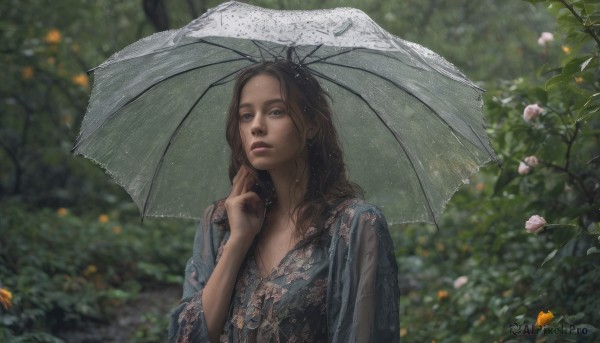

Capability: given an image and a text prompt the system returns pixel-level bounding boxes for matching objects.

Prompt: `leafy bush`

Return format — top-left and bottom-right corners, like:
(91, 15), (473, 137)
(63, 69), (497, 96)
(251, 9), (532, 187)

(0, 204), (193, 342)
(397, 0), (599, 341)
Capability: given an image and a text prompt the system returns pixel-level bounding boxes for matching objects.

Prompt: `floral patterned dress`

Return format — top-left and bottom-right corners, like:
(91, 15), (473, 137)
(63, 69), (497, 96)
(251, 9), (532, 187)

(168, 197), (399, 343)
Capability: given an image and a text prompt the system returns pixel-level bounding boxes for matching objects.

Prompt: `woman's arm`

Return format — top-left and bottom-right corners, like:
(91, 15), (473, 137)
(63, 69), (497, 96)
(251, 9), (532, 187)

(168, 204), (220, 343)
(169, 166), (264, 343)
(201, 166), (264, 342)
(327, 203), (400, 343)
(201, 235), (253, 342)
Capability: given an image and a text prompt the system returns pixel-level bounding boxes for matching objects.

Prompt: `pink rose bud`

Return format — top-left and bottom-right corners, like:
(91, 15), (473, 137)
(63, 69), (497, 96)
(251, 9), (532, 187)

(525, 215), (547, 233)
(519, 155), (539, 174)
(523, 155), (539, 167)
(523, 104), (544, 122)
(537, 32), (554, 46)
(518, 162), (531, 175)
(453, 276), (468, 289)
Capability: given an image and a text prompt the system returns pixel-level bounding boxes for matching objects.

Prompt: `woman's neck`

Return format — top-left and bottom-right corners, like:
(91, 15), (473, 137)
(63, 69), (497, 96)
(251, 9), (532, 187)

(267, 158), (309, 220)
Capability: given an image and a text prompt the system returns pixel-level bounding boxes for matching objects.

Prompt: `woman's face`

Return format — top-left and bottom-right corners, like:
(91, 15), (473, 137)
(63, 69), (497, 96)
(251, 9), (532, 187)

(238, 73), (305, 172)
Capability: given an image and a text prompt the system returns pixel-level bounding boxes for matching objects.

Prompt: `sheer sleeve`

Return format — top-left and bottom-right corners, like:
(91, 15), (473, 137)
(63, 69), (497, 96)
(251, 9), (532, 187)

(168, 203), (228, 343)
(327, 203), (400, 343)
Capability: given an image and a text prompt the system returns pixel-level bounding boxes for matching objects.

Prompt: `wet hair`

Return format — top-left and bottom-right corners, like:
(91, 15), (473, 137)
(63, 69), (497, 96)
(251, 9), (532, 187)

(225, 60), (362, 237)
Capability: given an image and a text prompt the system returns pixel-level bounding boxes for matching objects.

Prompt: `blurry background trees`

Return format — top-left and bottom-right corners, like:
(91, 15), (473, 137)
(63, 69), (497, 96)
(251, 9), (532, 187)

(1, 0), (598, 342)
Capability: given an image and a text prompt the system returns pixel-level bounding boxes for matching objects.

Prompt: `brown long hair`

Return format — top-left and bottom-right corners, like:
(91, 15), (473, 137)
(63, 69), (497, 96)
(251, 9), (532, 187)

(225, 60), (362, 237)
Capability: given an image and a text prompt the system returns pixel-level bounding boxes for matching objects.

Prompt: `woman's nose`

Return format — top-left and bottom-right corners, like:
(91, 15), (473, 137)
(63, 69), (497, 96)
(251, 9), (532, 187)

(250, 114), (266, 135)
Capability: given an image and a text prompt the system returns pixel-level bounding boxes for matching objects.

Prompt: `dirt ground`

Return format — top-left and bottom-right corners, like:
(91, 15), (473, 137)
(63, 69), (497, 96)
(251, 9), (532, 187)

(57, 285), (181, 343)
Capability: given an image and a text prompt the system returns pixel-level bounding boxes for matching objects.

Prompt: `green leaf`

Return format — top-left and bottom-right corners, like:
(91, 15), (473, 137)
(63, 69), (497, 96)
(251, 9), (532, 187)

(492, 168), (516, 197)
(586, 246), (600, 255)
(532, 87), (548, 104)
(562, 57), (588, 76)
(541, 249), (558, 267)
(545, 74), (569, 90)
(580, 56), (593, 71)
(567, 312), (586, 322)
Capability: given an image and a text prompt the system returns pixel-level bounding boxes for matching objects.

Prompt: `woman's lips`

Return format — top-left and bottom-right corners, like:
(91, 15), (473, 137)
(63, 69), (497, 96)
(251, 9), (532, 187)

(251, 141), (272, 151)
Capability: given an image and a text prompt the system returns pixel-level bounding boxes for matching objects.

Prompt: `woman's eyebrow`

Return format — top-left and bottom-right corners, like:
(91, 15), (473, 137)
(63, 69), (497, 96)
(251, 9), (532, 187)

(238, 98), (286, 109)
(263, 98), (285, 107)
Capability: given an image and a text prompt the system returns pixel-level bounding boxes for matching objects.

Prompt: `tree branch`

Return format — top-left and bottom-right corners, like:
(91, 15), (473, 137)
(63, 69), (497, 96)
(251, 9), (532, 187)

(142, 0), (170, 31)
(558, 0), (600, 46)
(0, 139), (22, 195)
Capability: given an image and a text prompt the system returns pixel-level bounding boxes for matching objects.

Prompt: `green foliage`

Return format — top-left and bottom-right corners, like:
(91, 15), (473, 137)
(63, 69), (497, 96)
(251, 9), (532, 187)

(0, 205), (193, 341)
(398, 0), (600, 341)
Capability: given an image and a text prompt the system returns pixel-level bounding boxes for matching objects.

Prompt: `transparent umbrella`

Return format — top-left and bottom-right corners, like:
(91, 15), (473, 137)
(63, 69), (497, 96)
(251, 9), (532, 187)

(74, 1), (497, 225)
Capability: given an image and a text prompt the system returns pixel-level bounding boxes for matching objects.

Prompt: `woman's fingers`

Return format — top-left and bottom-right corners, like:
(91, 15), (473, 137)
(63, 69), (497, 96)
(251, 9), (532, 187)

(240, 170), (257, 195)
(238, 191), (262, 215)
(230, 166), (248, 196)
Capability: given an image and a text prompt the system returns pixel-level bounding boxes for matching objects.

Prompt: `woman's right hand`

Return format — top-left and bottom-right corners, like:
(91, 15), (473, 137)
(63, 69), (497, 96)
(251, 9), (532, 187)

(224, 165), (265, 243)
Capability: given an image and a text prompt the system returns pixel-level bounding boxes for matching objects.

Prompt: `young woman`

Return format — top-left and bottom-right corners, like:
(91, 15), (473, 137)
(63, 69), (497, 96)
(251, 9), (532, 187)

(168, 60), (399, 343)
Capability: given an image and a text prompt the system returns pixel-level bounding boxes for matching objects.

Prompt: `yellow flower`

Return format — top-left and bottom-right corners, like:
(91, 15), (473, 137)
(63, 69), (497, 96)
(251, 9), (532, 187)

(83, 264), (97, 277)
(536, 310), (554, 327)
(72, 73), (89, 88)
(400, 328), (408, 337)
(575, 76), (584, 84)
(112, 226), (122, 234)
(45, 29), (62, 44)
(562, 45), (571, 54)
(475, 182), (485, 192)
(57, 207), (68, 217)
(0, 287), (13, 310)
(437, 289), (449, 300)
(435, 242), (445, 252)
(98, 214), (110, 223)
(21, 66), (34, 80)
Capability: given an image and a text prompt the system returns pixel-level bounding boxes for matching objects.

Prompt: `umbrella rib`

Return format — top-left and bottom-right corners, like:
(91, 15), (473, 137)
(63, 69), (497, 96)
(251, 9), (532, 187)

(198, 39), (259, 62)
(317, 61), (496, 162)
(308, 48), (483, 93)
(90, 39), (257, 73)
(300, 44), (323, 65)
(251, 40), (279, 60)
(469, 124), (501, 166)
(141, 65), (249, 218)
(303, 47), (361, 66)
(73, 57), (251, 151)
(306, 66), (439, 226)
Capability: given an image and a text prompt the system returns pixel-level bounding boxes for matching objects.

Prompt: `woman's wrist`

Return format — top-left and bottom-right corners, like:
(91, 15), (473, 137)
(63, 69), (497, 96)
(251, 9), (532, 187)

(224, 233), (254, 256)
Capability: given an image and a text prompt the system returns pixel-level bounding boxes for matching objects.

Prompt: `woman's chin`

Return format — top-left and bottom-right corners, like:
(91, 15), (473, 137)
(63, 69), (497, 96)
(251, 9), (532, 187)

(248, 161), (271, 171)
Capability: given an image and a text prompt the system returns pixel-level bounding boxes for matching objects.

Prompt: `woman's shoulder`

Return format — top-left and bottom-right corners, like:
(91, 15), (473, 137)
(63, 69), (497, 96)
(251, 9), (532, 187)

(324, 197), (387, 234)
(323, 198), (389, 249)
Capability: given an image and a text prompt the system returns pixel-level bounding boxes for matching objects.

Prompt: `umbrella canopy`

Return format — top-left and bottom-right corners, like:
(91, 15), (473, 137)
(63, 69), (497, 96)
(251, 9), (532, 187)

(74, 1), (497, 225)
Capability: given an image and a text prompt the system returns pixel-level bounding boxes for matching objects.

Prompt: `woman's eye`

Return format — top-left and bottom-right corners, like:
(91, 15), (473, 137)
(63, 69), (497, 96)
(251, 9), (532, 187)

(240, 113), (253, 121)
(269, 109), (283, 116)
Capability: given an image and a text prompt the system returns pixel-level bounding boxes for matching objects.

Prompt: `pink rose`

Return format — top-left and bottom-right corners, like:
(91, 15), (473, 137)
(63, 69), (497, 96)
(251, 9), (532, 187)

(518, 155), (539, 175)
(453, 276), (468, 289)
(524, 156), (539, 167)
(518, 162), (530, 175)
(525, 215), (547, 233)
(537, 32), (554, 46)
(523, 104), (544, 122)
